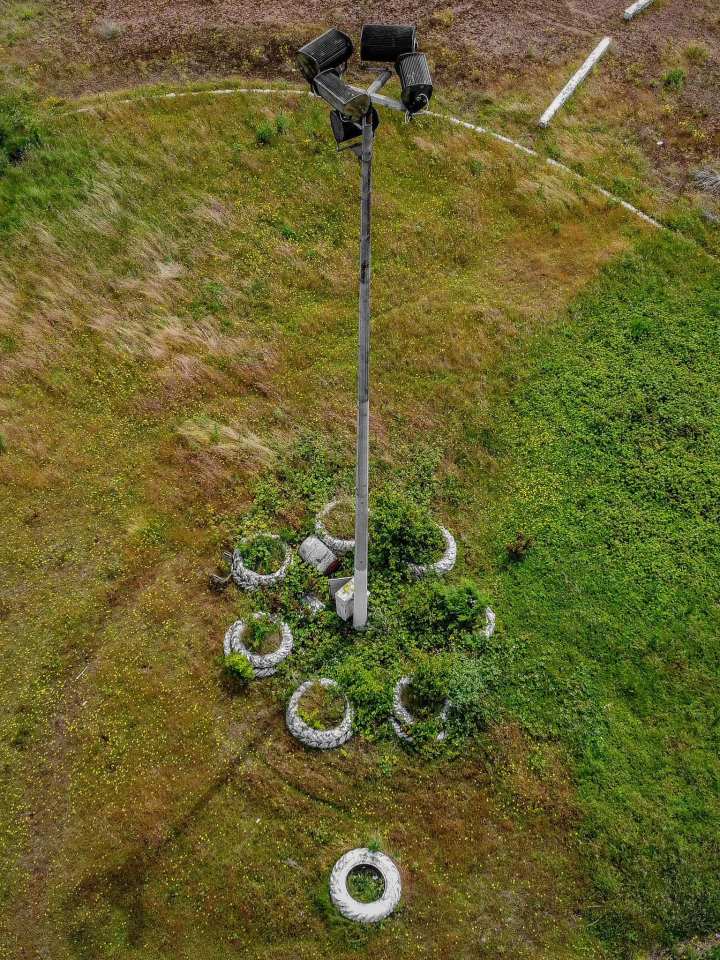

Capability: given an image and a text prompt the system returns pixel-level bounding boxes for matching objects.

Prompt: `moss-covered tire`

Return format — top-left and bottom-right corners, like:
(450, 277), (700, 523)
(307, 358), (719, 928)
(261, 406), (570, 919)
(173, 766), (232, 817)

(223, 614), (293, 678)
(329, 849), (402, 923)
(285, 679), (353, 750)
(407, 525), (456, 578)
(230, 535), (292, 591)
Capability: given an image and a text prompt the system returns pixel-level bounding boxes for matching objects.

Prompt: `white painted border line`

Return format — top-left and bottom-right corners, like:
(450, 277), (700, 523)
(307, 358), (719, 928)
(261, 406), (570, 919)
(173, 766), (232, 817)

(538, 37), (612, 128)
(624, 0), (656, 21)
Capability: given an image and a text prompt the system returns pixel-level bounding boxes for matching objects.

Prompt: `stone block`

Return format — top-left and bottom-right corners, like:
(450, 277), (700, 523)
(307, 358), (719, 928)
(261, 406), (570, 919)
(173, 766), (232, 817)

(335, 578), (355, 621)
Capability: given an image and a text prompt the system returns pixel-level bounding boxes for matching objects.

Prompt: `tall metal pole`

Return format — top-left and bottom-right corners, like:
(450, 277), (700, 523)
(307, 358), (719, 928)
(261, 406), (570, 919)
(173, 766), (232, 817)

(353, 111), (373, 630)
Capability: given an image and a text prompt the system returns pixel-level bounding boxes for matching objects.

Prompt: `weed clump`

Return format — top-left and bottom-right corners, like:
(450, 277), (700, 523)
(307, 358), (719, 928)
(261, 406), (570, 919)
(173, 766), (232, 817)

(506, 531), (533, 562)
(663, 68), (686, 91)
(223, 653), (253, 686)
(0, 94), (41, 170)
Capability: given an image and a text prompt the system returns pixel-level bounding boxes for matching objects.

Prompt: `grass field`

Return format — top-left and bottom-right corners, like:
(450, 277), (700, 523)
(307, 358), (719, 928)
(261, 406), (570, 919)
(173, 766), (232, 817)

(0, 85), (719, 959)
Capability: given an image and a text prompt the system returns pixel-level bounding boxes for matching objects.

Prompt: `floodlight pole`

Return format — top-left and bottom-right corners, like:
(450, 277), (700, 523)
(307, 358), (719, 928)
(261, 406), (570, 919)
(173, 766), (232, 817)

(353, 110), (373, 630)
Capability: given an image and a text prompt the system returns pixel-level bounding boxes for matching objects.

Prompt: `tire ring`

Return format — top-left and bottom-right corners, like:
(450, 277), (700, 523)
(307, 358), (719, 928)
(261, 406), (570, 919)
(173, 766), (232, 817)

(223, 613), (293, 678)
(407, 525), (456, 578)
(315, 499), (355, 556)
(230, 535), (293, 591)
(286, 679), (353, 750)
(392, 675), (450, 742)
(329, 848), (402, 923)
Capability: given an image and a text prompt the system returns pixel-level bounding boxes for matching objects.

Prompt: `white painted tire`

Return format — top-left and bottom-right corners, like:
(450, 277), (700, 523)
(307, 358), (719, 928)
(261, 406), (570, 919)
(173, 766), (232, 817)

(286, 679), (353, 750)
(329, 849), (402, 924)
(315, 499), (355, 556)
(230, 535), (292, 591)
(392, 675), (451, 742)
(408, 525), (456, 578)
(223, 614), (293, 678)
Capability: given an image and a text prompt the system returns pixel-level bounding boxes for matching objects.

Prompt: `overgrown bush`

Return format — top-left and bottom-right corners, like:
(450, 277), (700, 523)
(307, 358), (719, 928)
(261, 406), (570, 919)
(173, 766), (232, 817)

(222, 436), (497, 748)
(368, 488), (444, 573)
(407, 651), (452, 716)
(336, 656), (392, 731)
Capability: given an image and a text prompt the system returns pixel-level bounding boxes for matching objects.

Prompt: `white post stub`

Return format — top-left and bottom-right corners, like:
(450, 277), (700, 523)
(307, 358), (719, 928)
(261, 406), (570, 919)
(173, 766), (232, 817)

(538, 37), (612, 128)
(624, 0), (655, 20)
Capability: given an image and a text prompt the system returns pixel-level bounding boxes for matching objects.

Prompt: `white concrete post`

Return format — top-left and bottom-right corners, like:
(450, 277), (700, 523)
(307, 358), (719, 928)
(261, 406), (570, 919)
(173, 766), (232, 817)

(624, 0), (655, 20)
(538, 37), (612, 128)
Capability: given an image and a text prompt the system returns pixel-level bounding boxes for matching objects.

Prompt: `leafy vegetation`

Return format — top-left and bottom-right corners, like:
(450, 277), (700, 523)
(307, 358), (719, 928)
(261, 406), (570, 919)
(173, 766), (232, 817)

(404, 652), (452, 718)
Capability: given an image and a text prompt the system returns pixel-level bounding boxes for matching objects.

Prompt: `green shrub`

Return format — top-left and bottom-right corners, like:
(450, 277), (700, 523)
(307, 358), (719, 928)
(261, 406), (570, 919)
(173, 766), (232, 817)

(0, 434), (6, 455)
(336, 656), (392, 733)
(255, 121), (274, 146)
(0, 94), (42, 171)
(404, 578), (490, 642)
(663, 68), (686, 91)
(223, 653), (254, 685)
(446, 658), (494, 733)
(368, 489), (443, 573)
(275, 114), (290, 135)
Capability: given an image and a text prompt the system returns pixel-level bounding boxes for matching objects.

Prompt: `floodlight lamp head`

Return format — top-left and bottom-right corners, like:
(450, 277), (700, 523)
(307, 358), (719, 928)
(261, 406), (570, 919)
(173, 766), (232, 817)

(296, 28), (353, 82)
(330, 106), (380, 145)
(312, 70), (371, 121)
(396, 52), (433, 114)
(360, 23), (417, 62)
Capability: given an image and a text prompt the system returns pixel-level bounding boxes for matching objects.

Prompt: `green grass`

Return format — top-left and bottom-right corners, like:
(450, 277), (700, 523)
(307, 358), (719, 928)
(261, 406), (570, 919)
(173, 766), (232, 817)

(483, 234), (720, 953)
(0, 85), (718, 960)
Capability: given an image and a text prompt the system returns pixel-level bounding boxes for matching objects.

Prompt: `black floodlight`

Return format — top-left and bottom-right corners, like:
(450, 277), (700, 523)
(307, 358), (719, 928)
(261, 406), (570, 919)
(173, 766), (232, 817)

(297, 28), (353, 81)
(360, 24), (417, 62)
(312, 70), (371, 121)
(330, 106), (380, 145)
(396, 52), (433, 114)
